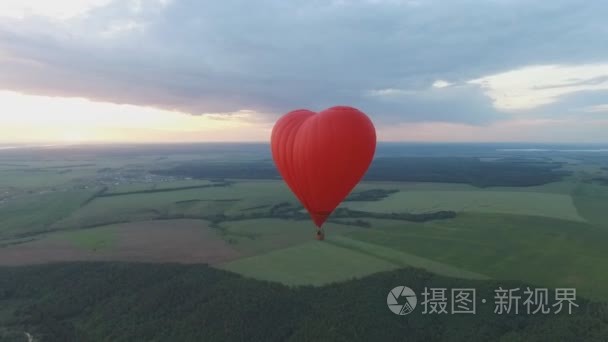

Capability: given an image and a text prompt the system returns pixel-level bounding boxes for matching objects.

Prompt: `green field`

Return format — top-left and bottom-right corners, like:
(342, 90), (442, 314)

(216, 219), (363, 255)
(342, 190), (584, 221)
(216, 210), (608, 299)
(103, 179), (214, 194)
(0, 190), (96, 239)
(572, 182), (608, 228)
(219, 240), (398, 285)
(344, 213), (608, 299)
(0, 168), (98, 188)
(2, 148), (608, 302)
(57, 226), (118, 251)
(325, 235), (489, 280)
(3, 175), (608, 300)
(56, 181), (296, 228)
(353, 180), (582, 195)
(220, 233), (489, 285)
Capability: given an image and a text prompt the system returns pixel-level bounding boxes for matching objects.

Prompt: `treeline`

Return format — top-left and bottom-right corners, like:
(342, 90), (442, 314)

(333, 207), (456, 222)
(364, 157), (567, 187)
(153, 160), (278, 179)
(202, 202), (456, 227)
(99, 181), (232, 197)
(591, 177), (608, 186)
(58, 199), (455, 234)
(154, 157), (569, 187)
(0, 263), (606, 341)
(346, 189), (399, 201)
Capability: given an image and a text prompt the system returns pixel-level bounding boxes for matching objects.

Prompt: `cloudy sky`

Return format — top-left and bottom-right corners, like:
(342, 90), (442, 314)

(1, 0), (607, 143)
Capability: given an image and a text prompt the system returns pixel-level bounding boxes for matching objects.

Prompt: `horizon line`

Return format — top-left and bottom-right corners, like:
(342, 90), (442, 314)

(2, 140), (608, 146)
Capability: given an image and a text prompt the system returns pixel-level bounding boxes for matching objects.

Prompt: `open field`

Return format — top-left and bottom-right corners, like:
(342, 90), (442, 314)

(54, 178), (588, 232)
(2, 174), (608, 300)
(1, 144), (608, 303)
(216, 211), (608, 299)
(57, 181), (296, 228)
(103, 179), (214, 194)
(355, 179), (583, 195)
(344, 213), (608, 299)
(2, 177), (608, 299)
(0, 168), (99, 188)
(218, 240), (398, 285)
(342, 189), (584, 221)
(219, 234), (489, 286)
(325, 235), (489, 280)
(0, 220), (240, 266)
(0, 190), (96, 239)
(216, 219), (362, 255)
(61, 225), (118, 251)
(572, 182), (608, 228)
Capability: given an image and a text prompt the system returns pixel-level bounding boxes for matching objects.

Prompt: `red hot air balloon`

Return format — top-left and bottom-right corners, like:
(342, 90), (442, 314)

(271, 106), (377, 240)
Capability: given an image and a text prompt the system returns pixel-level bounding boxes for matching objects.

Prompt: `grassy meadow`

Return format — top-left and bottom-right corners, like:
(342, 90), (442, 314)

(1, 144), (608, 301)
(342, 189), (583, 221)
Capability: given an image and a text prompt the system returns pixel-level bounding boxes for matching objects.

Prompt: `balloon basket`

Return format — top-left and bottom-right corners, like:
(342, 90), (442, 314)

(315, 229), (325, 241)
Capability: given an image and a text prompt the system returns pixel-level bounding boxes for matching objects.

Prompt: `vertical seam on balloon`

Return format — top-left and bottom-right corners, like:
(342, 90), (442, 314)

(302, 118), (316, 213)
(292, 114), (312, 211)
(287, 116), (306, 207)
(289, 112), (316, 208)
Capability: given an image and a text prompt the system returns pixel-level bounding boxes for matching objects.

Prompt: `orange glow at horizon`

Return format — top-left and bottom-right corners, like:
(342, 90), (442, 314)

(0, 91), (271, 143)
(2, 90), (607, 144)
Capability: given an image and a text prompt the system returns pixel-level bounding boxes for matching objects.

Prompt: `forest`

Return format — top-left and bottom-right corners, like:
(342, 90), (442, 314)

(155, 157), (568, 188)
(0, 263), (606, 341)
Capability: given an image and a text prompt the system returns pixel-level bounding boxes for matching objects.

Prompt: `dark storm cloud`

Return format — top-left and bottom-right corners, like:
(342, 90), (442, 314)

(0, 0), (607, 124)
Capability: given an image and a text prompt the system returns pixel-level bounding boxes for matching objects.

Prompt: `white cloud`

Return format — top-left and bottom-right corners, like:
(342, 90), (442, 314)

(470, 64), (608, 111)
(367, 88), (417, 97)
(100, 20), (146, 37)
(432, 80), (451, 88)
(581, 104), (608, 113)
(378, 117), (608, 143)
(1, 0), (608, 143)
(0, 0), (111, 19)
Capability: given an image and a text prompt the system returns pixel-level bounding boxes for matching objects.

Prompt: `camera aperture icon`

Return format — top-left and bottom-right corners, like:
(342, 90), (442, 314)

(387, 286), (417, 315)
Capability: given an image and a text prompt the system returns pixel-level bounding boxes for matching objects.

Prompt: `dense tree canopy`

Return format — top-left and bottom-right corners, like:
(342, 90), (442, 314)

(155, 157), (568, 188)
(1, 263), (606, 341)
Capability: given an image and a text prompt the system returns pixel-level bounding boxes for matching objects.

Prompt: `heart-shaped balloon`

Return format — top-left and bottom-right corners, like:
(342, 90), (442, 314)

(271, 106), (376, 229)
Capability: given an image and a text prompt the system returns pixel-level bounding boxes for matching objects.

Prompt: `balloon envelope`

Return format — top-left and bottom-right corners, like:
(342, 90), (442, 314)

(271, 106), (376, 227)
